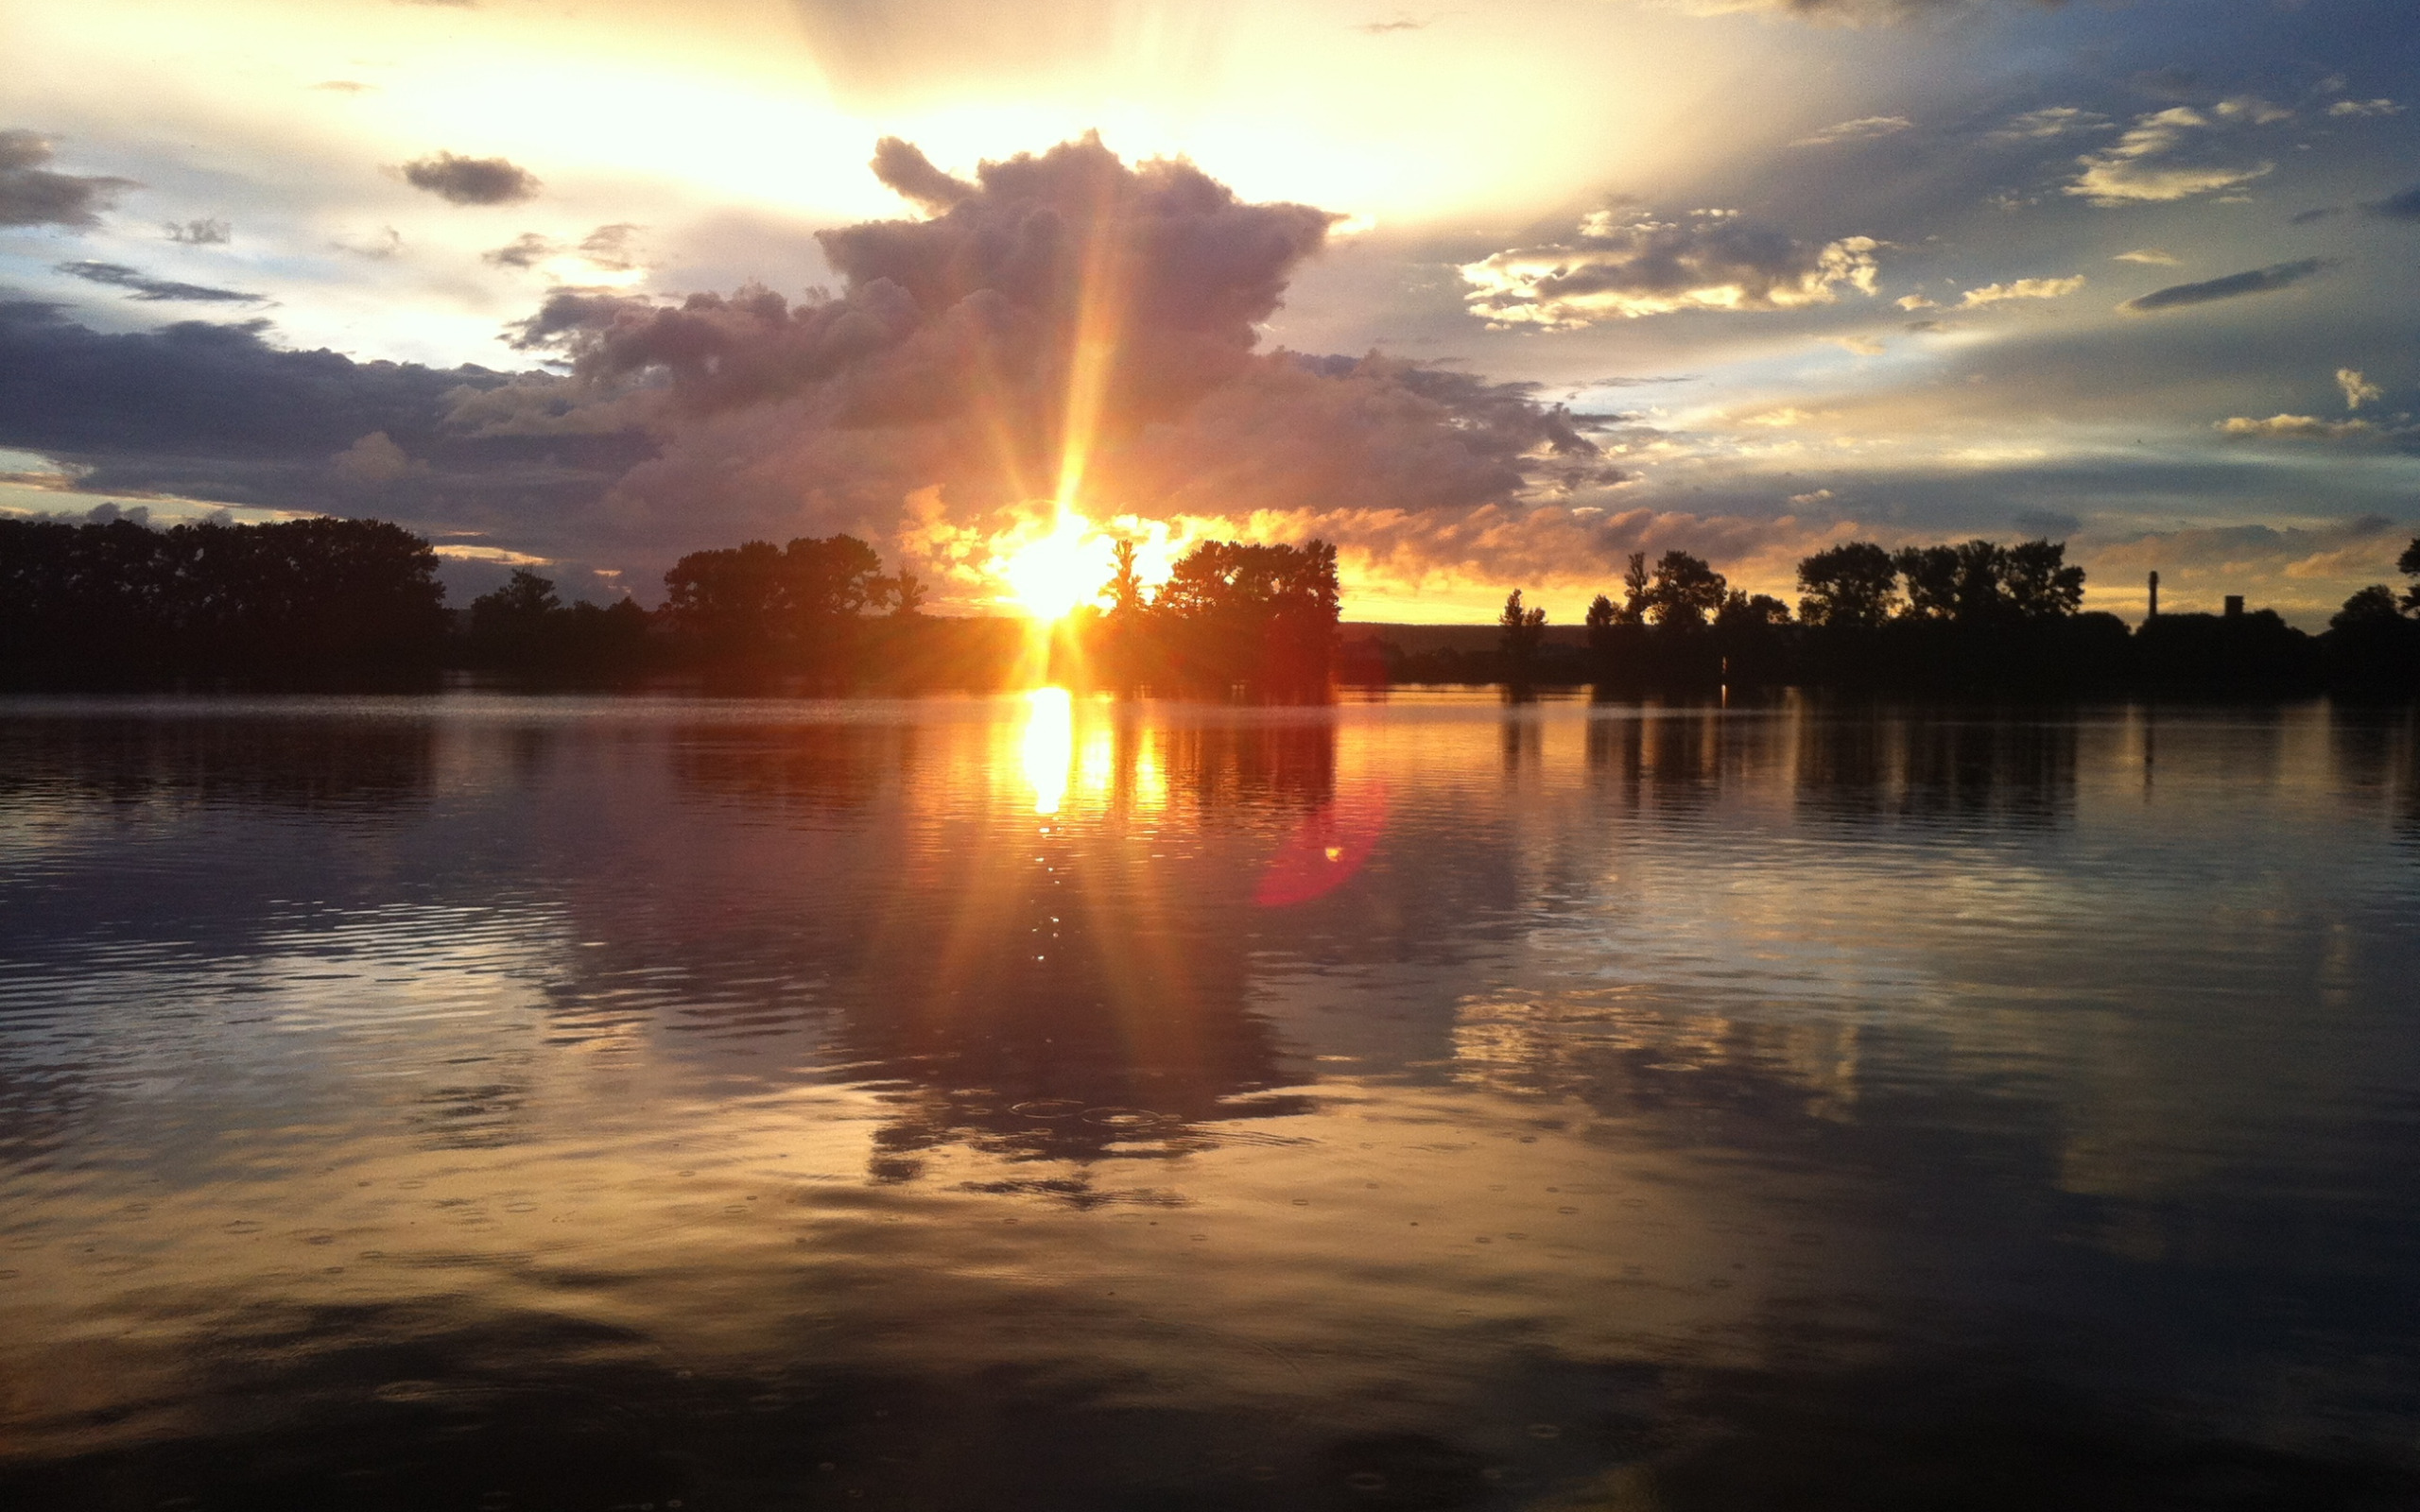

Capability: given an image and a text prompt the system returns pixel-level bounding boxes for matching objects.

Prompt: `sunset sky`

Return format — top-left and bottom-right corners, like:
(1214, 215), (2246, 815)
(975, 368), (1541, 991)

(3, 0), (2414, 624)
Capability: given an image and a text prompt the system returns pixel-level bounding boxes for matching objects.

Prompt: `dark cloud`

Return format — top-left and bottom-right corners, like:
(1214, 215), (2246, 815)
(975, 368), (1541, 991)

(2118, 258), (2331, 313)
(1461, 210), (1879, 327)
(55, 260), (269, 304)
(2363, 183), (2420, 219)
(0, 301), (650, 567)
(0, 129), (137, 229)
(2013, 507), (2083, 537)
(164, 217), (231, 245)
(399, 151), (541, 206)
(2289, 206), (2343, 225)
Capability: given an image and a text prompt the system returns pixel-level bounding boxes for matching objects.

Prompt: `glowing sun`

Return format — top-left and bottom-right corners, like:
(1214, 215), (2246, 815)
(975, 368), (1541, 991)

(996, 511), (1114, 621)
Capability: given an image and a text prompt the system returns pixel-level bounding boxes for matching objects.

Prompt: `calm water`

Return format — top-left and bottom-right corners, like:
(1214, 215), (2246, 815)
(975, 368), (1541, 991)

(3, 692), (2418, 1511)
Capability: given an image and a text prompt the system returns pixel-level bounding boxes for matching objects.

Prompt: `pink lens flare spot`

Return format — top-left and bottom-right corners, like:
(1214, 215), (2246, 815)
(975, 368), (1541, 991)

(1253, 789), (1385, 907)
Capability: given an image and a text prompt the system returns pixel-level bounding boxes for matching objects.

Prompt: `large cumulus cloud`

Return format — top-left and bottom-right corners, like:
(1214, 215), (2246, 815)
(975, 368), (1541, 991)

(484, 134), (1619, 603)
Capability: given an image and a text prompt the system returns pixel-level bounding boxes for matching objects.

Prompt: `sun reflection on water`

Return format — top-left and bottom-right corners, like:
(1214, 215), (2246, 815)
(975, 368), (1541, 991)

(1021, 686), (1074, 816)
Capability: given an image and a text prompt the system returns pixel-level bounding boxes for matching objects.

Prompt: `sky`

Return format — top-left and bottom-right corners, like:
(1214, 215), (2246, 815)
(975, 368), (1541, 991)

(2, 0), (2415, 624)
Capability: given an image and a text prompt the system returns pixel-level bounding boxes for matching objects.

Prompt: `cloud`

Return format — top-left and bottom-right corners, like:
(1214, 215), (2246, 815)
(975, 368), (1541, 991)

(2215, 414), (2376, 441)
(2118, 258), (2329, 313)
(2288, 206), (2342, 225)
(1354, 17), (1429, 33)
(2327, 98), (2402, 118)
(54, 260), (269, 304)
(2363, 184), (2420, 220)
(2337, 369), (2381, 411)
(164, 217), (231, 245)
(399, 151), (542, 206)
(1461, 210), (1879, 328)
(0, 129), (137, 229)
(2112, 248), (2178, 265)
(483, 232), (554, 269)
(484, 223), (647, 277)
(332, 226), (405, 260)
(330, 430), (427, 485)
(1792, 114), (1911, 147)
(455, 135), (1697, 603)
(0, 300), (650, 558)
(1664, 0), (2059, 26)
(579, 222), (643, 271)
(312, 80), (377, 94)
(2065, 103), (2281, 206)
(1828, 335), (1886, 354)
(1957, 274), (2085, 307)
(1988, 107), (2110, 143)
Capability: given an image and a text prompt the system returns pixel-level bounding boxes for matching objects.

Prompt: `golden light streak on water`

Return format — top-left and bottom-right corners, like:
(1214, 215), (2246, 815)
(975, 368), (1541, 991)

(1021, 686), (1074, 816)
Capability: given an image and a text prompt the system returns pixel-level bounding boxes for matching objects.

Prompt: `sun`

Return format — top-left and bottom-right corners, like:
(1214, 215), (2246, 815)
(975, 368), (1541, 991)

(996, 510), (1114, 622)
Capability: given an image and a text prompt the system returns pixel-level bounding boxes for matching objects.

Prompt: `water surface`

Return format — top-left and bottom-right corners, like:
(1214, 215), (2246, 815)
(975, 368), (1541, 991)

(3, 692), (2418, 1509)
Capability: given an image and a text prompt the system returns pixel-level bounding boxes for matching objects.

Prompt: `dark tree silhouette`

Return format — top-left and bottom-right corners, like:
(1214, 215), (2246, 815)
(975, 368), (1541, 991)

(1796, 541), (1899, 627)
(1498, 590), (1547, 683)
(1146, 539), (1340, 697)
(1618, 551), (1651, 625)
(2002, 540), (2086, 619)
(0, 514), (446, 686)
(2400, 537), (2420, 616)
(1643, 550), (1727, 628)
(661, 533), (895, 672)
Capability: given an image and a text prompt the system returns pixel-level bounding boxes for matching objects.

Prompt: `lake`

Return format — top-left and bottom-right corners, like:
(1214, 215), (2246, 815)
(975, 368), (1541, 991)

(3, 692), (2417, 1510)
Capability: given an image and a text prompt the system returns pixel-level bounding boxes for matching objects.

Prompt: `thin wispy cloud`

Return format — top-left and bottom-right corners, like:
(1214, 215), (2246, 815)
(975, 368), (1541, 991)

(55, 259), (269, 303)
(1987, 107), (2110, 143)
(1792, 114), (1910, 147)
(2066, 100), (2287, 206)
(2119, 258), (2330, 313)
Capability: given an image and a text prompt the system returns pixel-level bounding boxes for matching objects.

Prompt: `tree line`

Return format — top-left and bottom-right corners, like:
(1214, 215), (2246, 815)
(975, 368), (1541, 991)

(5, 512), (2412, 696)
(1442, 538), (2420, 695)
(0, 513), (1341, 696)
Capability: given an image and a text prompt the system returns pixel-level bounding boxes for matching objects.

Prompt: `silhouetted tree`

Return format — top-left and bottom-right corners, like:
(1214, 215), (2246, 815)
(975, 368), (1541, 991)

(1796, 541), (1898, 627)
(1499, 590), (1547, 683)
(1643, 550), (1727, 628)
(1618, 551), (1651, 624)
(0, 514), (447, 687)
(1584, 593), (1616, 647)
(661, 533), (893, 674)
(2333, 585), (2405, 629)
(2002, 540), (2086, 619)
(1894, 543), (1962, 621)
(1148, 539), (1340, 697)
(2400, 537), (2420, 616)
